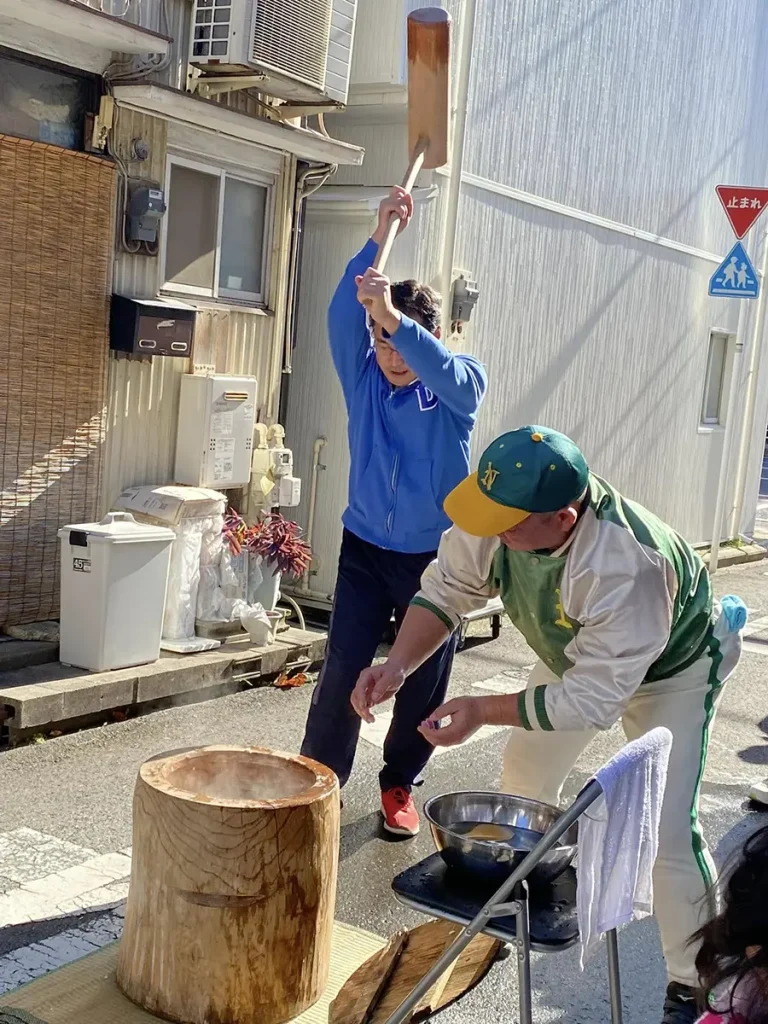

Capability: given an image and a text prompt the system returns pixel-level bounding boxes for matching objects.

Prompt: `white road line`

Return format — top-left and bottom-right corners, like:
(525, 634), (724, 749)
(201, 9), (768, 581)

(743, 639), (768, 656)
(472, 668), (532, 695)
(359, 710), (505, 753)
(0, 829), (97, 885)
(0, 830), (132, 930)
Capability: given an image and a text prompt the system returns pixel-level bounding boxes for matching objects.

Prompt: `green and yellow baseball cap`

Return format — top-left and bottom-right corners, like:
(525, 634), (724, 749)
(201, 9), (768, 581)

(444, 426), (590, 537)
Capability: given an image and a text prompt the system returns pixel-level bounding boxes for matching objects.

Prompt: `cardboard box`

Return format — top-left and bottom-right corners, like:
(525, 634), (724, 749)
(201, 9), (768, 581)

(113, 485), (227, 527)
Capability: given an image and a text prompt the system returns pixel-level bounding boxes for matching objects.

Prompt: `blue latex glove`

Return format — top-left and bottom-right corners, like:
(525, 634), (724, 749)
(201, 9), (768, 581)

(721, 594), (748, 633)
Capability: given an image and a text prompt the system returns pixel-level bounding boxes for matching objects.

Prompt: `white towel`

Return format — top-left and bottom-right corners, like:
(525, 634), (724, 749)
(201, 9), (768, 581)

(577, 726), (672, 967)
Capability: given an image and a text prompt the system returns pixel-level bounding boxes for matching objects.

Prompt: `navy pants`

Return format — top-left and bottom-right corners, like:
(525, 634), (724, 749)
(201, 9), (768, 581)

(301, 529), (456, 791)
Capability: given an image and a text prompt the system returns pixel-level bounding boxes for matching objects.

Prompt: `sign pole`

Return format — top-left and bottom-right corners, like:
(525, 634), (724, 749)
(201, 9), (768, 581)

(708, 184), (768, 571)
(709, 301), (749, 575)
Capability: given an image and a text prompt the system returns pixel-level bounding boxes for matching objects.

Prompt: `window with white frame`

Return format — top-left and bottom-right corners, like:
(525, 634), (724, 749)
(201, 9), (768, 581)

(701, 331), (732, 426)
(162, 157), (272, 305)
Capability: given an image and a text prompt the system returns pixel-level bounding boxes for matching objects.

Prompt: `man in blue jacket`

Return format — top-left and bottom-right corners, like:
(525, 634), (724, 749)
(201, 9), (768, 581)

(301, 187), (487, 837)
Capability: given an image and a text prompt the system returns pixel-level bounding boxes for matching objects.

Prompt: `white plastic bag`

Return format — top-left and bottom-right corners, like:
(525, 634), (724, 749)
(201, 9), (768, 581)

(163, 520), (204, 641)
(240, 603), (272, 646)
(221, 546), (248, 601)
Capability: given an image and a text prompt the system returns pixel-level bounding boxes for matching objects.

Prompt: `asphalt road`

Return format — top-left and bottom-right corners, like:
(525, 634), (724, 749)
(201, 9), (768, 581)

(1, 559), (768, 1021)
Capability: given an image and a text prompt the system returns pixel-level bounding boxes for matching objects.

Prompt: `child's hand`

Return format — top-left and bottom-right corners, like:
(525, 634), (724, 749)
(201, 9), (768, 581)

(355, 267), (400, 330)
(372, 186), (414, 244)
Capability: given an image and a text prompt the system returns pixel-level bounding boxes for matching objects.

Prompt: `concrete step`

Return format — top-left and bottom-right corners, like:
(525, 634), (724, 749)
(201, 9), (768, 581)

(0, 640), (59, 674)
(0, 627), (326, 743)
(701, 542), (767, 567)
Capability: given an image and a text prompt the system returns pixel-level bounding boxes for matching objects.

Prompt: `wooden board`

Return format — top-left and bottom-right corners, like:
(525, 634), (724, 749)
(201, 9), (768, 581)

(331, 920), (501, 1024)
(329, 932), (408, 1024)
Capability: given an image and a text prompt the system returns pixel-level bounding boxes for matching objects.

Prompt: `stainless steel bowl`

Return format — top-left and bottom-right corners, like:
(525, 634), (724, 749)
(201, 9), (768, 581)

(424, 791), (577, 888)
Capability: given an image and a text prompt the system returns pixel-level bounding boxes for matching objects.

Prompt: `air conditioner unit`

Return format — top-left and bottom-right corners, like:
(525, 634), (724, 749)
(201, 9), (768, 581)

(189, 0), (357, 108)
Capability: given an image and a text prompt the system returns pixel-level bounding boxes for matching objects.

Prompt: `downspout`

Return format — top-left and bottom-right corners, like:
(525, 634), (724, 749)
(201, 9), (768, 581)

(728, 226), (768, 537)
(282, 164), (336, 378)
(439, 0), (478, 338)
(300, 436), (328, 594)
(276, 163), (335, 426)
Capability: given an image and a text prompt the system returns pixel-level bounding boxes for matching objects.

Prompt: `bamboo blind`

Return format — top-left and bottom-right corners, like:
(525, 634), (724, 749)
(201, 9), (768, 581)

(0, 136), (115, 627)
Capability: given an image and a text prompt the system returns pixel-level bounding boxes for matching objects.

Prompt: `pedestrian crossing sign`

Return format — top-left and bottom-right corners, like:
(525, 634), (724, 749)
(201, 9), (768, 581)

(709, 241), (759, 299)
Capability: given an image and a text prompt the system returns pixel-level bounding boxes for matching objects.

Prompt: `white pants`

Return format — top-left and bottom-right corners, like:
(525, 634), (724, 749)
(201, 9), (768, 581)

(501, 625), (742, 986)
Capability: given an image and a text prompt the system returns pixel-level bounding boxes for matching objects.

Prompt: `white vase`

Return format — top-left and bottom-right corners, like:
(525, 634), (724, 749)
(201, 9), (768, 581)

(248, 557), (282, 612)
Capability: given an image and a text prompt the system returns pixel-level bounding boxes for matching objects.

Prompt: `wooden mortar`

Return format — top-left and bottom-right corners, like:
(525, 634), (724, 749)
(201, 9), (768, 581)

(116, 745), (340, 1024)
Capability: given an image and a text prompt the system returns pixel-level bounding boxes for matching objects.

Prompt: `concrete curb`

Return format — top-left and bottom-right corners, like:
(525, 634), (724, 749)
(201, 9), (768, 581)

(0, 627), (326, 741)
(701, 542), (767, 568)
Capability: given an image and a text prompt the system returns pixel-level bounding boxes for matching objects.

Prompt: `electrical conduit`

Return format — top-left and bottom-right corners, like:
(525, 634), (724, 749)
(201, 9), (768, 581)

(301, 436), (327, 593)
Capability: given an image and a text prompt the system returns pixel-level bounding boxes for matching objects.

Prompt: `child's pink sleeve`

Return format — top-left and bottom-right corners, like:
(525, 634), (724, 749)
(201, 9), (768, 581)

(696, 1013), (741, 1023)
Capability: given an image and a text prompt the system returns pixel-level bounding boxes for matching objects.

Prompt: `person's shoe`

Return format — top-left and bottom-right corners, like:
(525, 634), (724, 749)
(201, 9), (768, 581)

(381, 787), (420, 837)
(749, 778), (768, 806)
(661, 983), (699, 1024)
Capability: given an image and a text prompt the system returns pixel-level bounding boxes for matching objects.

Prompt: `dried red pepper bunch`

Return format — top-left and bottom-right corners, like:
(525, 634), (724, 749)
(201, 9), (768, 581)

(223, 509), (247, 556)
(246, 513), (312, 579)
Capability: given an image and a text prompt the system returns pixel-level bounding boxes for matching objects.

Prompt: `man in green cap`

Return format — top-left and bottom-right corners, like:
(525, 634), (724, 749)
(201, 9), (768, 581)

(350, 425), (746, 1024)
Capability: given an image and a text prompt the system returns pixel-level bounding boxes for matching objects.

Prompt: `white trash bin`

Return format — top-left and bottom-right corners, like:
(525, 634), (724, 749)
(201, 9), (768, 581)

(58, 512), (175, 672)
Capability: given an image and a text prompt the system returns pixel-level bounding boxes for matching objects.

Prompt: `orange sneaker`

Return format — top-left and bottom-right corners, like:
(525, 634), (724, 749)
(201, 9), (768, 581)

(381, 787), (420, 837)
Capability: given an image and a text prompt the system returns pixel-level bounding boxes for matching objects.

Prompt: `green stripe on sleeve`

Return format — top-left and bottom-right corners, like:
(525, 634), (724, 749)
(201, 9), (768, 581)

(533, 685), (555, 731)
(410, 596), (456, 633)
(517, 689), (533, 731)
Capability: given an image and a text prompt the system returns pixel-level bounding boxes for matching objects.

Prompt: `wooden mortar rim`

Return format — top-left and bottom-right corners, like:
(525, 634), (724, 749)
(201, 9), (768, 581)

(139, 744), (339, 809)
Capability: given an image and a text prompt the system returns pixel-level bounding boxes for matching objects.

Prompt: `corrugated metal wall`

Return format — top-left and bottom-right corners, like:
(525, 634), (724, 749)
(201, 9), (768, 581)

(287, 0), (768, 604)
(286, 191), (441, 600)
(453, 0), (768, 543)
(101, 104), (295, 511)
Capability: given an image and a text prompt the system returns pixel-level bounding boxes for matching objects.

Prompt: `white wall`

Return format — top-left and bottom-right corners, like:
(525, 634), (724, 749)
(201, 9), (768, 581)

(285, 188), (442, 600)
(453, 0), (768, 542)
(288, 0), (768, 601)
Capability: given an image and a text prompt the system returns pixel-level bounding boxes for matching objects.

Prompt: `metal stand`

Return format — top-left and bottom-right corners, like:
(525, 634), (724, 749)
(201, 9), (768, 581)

(457, 597), (505, 648)
(606, 928), (624, 1023)
(514, 882), (533, 1024)
(383, 780), (606, 1024)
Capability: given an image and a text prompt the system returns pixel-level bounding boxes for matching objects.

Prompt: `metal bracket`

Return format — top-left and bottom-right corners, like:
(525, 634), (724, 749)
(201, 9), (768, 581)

(190, 74), (269, 99)
(490, 901), (521, 917)
(277, 103), (344, 117)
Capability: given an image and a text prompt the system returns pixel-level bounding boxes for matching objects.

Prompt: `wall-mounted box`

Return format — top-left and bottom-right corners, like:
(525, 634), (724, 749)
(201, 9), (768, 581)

(110, 295), (196, 357)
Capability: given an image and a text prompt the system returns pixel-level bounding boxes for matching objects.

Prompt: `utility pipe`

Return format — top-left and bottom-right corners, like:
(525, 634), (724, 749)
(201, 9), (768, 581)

(728, 226), (768, 537)
(439, 0), (477, 339)
(279, 592), (306, 631)
(282, 582), (334, 606)
(709, 300), (749, 574)
(282, 163), (336, 379)
(301, 436), (327, 593)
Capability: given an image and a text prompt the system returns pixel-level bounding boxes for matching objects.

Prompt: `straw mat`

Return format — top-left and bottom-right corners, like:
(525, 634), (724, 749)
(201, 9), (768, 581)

(0, 922), (386, 1024)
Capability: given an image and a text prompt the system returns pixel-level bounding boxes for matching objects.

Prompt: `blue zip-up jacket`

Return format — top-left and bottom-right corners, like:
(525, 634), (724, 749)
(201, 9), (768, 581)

(329, 238), (487, 554)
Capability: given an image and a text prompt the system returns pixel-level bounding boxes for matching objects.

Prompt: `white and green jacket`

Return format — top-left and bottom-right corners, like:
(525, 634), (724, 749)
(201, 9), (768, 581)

(412, 475), (714, 732)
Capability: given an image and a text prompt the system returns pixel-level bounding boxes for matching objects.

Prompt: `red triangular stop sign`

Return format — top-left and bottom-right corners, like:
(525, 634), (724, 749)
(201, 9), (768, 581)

(716, 185), (768, 238)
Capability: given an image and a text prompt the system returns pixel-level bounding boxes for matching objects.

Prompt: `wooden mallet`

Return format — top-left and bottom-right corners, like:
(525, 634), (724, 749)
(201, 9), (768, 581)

(372, 7), (451, 273)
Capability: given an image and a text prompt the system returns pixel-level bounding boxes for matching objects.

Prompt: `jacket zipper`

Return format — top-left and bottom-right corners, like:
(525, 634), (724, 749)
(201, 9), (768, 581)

(385, 387), (399, 536)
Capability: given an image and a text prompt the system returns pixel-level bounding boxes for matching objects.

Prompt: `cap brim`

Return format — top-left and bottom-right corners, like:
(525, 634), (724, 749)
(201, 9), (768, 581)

(444, 474), (530, 537)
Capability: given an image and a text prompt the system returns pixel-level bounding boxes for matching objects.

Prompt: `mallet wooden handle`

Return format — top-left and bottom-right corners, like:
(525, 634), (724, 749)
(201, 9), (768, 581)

(372, 137), (429, 274)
